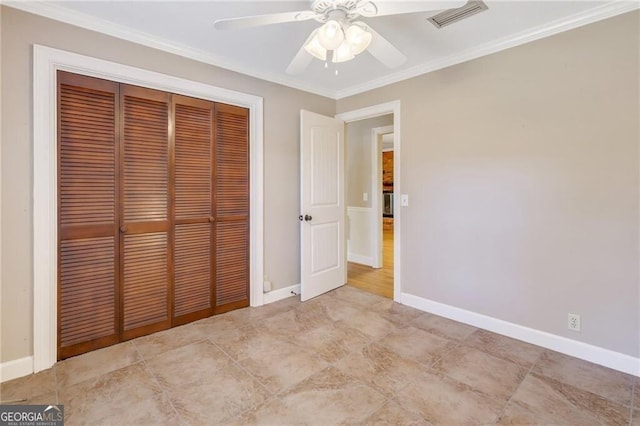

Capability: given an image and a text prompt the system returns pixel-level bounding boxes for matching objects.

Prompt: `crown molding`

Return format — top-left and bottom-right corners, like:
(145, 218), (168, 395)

(335, 0), (640, 99)
(3, 1), (337, 99)
(5, 1), (639, 101)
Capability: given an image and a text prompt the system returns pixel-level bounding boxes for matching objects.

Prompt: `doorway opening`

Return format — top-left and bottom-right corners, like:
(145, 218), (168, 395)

(299, 101), (401, 303)
(344, 113), (396, 300)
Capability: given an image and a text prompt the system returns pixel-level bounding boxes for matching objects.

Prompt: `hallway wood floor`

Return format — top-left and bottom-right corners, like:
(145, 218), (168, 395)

(347, 228), (394, 298)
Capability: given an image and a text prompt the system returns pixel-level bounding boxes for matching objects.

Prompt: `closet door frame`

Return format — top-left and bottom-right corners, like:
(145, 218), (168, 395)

(33, 45), (264, 373)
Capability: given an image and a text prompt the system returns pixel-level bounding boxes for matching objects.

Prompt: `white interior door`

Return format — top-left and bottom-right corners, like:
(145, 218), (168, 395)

(300, 110), (346, 302)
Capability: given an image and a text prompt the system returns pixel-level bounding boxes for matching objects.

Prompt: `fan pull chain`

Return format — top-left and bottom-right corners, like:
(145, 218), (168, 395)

(322, 58), (339, 77)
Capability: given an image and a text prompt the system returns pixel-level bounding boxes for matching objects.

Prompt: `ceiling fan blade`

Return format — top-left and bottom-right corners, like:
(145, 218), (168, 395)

(357, 0), (466, 17)
(286, 30), (317, 75)
(286, 46), (314, 75)
(214, 10), (317, 30)
(365, 25), (407, 68)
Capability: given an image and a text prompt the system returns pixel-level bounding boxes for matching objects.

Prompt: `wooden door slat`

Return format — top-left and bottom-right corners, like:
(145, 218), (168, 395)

(123, 232), (168, 330)
(175, 223), (211, 317)
(215, 105), (249, 218)
(59, 236), (117, 348)
(57, 71), (120, 360)
(213, 104), (250, 311)
(120, 86), (171, 338)
(173, 96), (214, 321)
(59, 81), (116, 227)
(122, 90), (169, 223)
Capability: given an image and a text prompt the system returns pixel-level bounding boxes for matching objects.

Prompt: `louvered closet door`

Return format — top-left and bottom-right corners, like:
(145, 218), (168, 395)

(120, 85), (172, 340)
(213, 104), (250, 313)
(173, 95), (215, 325)
(57, 72), (120, 359)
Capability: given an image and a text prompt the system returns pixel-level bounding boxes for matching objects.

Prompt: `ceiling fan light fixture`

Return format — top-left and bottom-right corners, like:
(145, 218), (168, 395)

(304, 33), (327, 60)
(317, 19), (344, 50)
(332, 41), (355, 63)
(345, 23), (372, 55)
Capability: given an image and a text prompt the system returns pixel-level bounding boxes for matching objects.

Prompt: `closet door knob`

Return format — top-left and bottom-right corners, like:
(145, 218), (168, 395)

(208, 216), (215, 223)
(119, 225), (128, 233)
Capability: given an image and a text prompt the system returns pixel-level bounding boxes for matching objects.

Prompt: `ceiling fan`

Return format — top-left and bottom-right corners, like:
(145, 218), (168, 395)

(214, 0), (465, 75)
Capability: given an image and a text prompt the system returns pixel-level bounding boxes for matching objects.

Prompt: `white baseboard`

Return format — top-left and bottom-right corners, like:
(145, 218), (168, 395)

(347, 253), (373, 266)
(263, 283), (301, 305)
(0, 356), (34, 383)
(401, 293), (640, 377)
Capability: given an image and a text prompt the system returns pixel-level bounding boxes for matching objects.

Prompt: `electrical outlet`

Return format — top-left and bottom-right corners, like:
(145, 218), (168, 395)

(263, 280), (272, 293)
(568, 313), (581, 332)
(363, 192), (368, 201)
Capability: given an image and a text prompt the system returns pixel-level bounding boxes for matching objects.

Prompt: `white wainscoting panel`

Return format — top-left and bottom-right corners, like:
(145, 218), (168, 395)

(347, 206), (374, 266)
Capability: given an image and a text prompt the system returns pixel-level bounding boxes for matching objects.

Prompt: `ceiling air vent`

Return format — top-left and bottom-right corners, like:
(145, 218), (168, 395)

(427, 0), (488, 29)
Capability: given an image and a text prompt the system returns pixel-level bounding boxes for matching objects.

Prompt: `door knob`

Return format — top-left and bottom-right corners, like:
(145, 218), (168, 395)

(304, 215), (312, 222)
(208, 216), (215, 223)
(119, 225), (128, 233)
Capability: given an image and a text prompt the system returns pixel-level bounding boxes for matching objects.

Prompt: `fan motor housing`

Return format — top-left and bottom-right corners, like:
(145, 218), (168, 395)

(312, 0), (365, 21)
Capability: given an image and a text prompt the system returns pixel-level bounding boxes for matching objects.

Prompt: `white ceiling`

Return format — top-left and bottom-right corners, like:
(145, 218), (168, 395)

(9, 1), (637, 98)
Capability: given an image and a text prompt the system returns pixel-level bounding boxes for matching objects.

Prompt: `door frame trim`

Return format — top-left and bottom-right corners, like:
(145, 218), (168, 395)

(33, 45), (264, 372)
(336, 101), (401, 302)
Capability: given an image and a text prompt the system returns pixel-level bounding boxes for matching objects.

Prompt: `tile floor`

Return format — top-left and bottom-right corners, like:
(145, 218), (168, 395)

(1, 285), (637, 425)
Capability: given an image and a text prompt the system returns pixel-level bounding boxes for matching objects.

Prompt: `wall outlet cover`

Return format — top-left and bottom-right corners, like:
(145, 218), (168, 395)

(568, 313), (581, 332)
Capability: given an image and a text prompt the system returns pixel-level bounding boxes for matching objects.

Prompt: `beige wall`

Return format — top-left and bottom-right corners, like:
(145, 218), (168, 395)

(346, 115), (393, 208)
(0, 7), (335, 363)
(338, 11), (640, 356)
